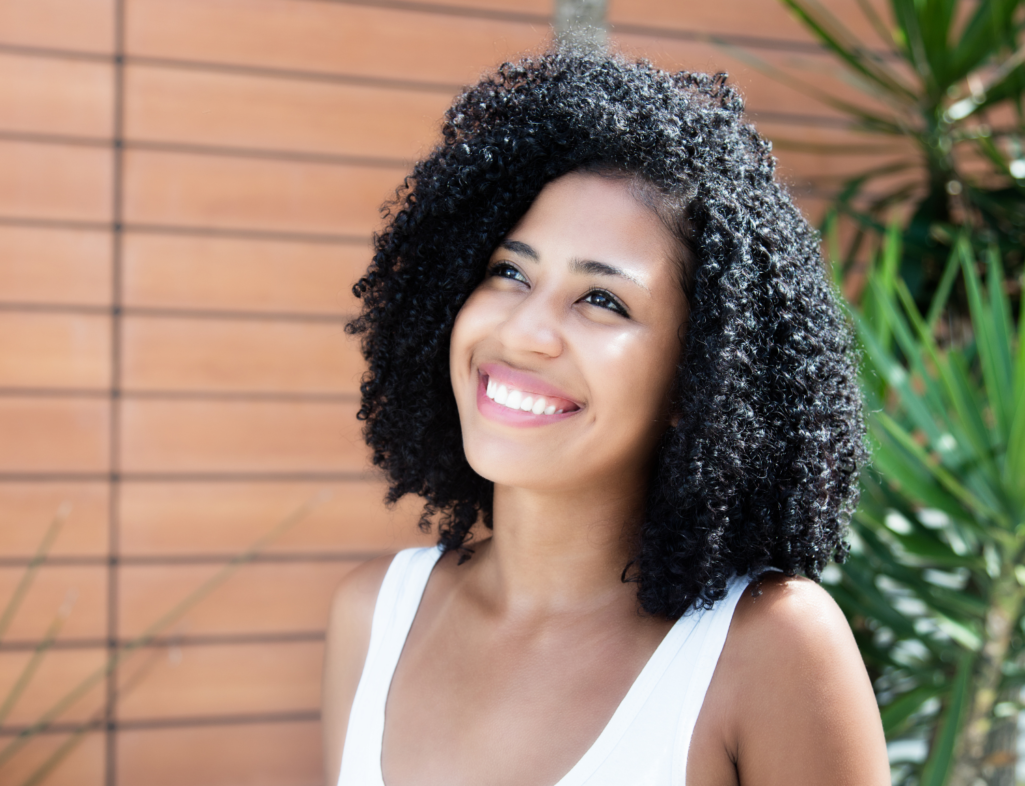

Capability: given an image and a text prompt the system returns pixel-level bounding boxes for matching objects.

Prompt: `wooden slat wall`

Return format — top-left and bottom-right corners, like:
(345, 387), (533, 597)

(0, 1), (891, 784)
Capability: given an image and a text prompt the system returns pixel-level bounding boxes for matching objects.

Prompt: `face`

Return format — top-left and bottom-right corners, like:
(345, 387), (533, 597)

(448, 172), (689, 494)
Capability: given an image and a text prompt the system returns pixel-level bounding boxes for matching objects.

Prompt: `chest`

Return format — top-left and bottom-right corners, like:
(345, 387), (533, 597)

(382, 607), (679, 786)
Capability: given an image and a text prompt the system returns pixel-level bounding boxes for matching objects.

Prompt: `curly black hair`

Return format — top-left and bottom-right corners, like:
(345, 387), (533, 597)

(347, 48), (866, 619)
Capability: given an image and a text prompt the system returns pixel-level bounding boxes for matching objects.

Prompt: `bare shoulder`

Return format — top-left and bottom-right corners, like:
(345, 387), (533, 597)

(321, 553), (396, 786)
(716, 573), (890, 786)
(329, 553), (396, 629)
(731, 572), (852, 652)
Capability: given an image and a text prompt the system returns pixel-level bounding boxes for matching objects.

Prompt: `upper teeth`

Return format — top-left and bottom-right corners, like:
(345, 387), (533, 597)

(486, 378), (563, 415)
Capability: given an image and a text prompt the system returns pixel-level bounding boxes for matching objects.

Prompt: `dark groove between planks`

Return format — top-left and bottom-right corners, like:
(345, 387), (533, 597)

(0, 710), (322, 737)
(0, 471), (377, 482)
(0, 630), (329, 652)
(0, 551), (386, 568)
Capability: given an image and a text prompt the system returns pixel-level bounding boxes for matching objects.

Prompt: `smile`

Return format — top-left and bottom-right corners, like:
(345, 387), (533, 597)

(475, 364), (582, 426)
(486, 378), (565, 415)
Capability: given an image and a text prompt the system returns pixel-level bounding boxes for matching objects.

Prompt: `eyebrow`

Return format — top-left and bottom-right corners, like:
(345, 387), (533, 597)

(500, 239), (538, 260)
(499, 239), (650, 294)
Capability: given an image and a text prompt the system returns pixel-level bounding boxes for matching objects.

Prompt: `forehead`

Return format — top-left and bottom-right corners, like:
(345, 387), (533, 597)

(505, 173), (680, 276)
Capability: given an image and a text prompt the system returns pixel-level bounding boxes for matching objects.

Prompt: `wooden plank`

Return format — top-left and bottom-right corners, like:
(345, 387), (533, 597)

(118, 480), (430, 557)
(118, 562), (359, 638)
(125, 0), (548, 86)
(117, 720), (321, 786)
(120, 316), (361, 394)
(0, 399), (109, 472)
(121, 233), (367, 314)
(400, 0), (550, 13)
(0, 312), (110, 389)
(121, 149), (403, 237)
(118, 399), (366, 473)
(116, 641), (322, 719)
(0, 729), (103, 786)
(0, 482), (108, 557)
(0, 566), (106, 642)
(0, 53), (113, 138)
(0, 140), (112, 223)
(123, 64), (450, 161)
(0, 226), (111, 306)
(0, 0), (114, 53)
(608, 0), (889, 44)
(0, 649), (106, 726)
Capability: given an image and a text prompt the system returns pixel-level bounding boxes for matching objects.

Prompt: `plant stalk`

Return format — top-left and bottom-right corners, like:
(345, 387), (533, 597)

(949, 570), (1025, 786)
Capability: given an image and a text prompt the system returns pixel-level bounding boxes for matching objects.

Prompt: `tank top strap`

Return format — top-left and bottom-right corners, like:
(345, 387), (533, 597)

(337, 545), (443, 786)
(670, 572), (756, 782)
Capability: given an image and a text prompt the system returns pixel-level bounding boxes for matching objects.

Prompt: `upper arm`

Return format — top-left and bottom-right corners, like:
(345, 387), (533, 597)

(321, 554), (394, 786)
(723, 575), (889, 786)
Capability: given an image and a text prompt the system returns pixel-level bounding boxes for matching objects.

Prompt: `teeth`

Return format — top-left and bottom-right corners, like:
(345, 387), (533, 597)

(484, 377), (571, 416)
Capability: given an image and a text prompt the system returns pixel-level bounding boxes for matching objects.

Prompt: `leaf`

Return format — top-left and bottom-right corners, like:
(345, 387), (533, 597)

(894, 278), (997, 475)
(933, 613), (983, 651)
(874, 412), (1007, 527)
(868, 426), (966, 523)
(1006, 288), (1025, 495)
(952, 0), (1019, 82)
(920, 651), (975, 786)
(924, 242), (961, 331)
(781, 0), (918, 100)
(710, 37), (905, 132)
(890, 0), (936, 93)
(881, 684), (944, 735)
(854, 0), (899, 49)
(960, 244), (1012, 436)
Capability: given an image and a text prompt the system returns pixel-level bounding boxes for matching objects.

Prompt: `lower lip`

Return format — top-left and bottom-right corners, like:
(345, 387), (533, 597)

(475, 375), (580, 427)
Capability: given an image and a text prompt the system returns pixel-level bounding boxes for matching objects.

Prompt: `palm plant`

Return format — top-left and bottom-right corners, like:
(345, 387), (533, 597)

(832, 229), (1025, 785)
(756, 0), (1025, 301)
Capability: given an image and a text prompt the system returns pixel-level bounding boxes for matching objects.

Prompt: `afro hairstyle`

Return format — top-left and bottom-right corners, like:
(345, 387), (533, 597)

(346, 48), (866, 619)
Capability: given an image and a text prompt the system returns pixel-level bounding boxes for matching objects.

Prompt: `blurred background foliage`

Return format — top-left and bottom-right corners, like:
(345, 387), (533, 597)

(769, 0), (1025, 783)
(840, 231), (1024, 786)
(763, 0), (1025, 307)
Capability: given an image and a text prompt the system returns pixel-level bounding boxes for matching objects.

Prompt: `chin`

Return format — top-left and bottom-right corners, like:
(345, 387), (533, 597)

(462, 438), (570, 492)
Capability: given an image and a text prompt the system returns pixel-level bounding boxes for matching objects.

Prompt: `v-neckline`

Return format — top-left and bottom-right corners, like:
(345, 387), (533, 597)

(376, 548), (694, 786)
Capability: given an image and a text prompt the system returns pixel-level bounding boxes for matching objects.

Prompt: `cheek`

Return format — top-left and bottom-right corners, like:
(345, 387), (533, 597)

(601, 332), (680, 422)
(449, 290), (490, 379)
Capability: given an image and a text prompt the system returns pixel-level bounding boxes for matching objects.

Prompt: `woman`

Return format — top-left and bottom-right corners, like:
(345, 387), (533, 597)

(323, 50), (890, 785)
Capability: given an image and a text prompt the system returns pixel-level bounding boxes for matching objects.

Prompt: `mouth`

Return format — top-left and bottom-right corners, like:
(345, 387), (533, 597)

(476, 363), (582, 424)
(482, 375), (580, 415)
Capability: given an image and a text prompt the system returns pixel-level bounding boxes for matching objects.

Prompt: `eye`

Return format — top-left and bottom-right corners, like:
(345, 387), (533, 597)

(581, 289), (629, 318)
(486, 261), (527, 283)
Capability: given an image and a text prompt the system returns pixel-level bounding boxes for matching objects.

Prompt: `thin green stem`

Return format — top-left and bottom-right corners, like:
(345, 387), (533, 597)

(0, 491), (328, 774)
(0, 590), (77, 727)
(0, 504), (71, 644)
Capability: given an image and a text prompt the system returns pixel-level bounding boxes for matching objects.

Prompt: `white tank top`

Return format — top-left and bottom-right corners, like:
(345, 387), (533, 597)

(338, 546), (754, 786)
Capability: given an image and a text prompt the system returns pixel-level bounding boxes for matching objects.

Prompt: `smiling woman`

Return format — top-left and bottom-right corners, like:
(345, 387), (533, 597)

(322, 49), (890, 786)
(451, 173), (687, 495)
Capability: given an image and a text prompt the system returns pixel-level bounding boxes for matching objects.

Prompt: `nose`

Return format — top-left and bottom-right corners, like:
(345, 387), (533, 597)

(494, 289), (564, 359)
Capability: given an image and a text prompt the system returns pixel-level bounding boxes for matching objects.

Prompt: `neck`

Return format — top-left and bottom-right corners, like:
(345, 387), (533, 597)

(468, 477), (648, 619)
